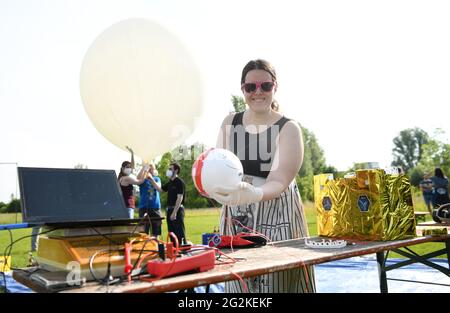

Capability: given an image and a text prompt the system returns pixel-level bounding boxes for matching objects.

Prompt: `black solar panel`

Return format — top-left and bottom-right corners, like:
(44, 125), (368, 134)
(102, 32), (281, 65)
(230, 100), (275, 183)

(18, 167), (132, 225)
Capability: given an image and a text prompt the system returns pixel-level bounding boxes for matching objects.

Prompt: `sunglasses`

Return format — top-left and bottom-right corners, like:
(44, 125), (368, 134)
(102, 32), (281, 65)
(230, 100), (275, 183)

(241, 81), (276, 93)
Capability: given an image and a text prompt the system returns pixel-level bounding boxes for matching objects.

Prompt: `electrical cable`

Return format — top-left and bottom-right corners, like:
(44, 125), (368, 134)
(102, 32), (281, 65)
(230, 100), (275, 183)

(0, 229), (13, 292)
(1, 226), (59, 292)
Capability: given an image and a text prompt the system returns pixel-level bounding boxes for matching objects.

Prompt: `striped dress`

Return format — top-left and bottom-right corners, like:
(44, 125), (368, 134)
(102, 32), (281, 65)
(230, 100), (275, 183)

(220, 112), (316, 293)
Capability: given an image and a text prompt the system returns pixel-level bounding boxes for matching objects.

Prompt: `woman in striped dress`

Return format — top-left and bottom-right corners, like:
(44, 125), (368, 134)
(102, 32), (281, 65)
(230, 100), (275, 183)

(212, 59), (316, 293)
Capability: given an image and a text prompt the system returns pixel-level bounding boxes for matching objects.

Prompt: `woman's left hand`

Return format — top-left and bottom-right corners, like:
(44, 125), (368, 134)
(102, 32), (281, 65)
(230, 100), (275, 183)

(125, 146), (134, 154)
(212, 182), (263, 206)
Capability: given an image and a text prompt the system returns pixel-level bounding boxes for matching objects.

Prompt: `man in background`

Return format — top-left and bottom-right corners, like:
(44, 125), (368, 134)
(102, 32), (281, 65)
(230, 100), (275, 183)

(419, 172), (434, 214)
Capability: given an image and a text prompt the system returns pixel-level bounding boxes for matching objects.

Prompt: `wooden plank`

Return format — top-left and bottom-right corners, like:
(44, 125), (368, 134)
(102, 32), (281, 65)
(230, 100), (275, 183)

(13, 235), (450, 293)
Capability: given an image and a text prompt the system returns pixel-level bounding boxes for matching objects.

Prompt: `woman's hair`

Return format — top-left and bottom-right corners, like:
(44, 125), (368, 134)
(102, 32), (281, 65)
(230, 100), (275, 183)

(170, 162), (181, 175)
(118, 161), (132, 180)
(434, 167), (446, 179)
(241, 59), (279, 111)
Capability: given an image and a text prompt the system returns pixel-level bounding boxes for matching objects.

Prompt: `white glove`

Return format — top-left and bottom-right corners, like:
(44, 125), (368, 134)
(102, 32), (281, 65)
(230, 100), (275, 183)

(212, 182), (263, 206)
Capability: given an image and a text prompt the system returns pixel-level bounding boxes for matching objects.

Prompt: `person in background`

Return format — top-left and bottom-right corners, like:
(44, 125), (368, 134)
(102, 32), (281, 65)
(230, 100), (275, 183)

(30, 227), (39, 252)
(147, 162), (186, 245)
(118, 146), (147, 218)
(430, 167), (450, 209)
(138, 163), (162, 237)
(419, 172), (434, 214)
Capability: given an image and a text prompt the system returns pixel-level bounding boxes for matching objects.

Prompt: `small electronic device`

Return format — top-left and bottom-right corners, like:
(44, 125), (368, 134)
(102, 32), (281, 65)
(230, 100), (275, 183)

(204, 232), (267, 249)
(16, 167), (156, 283)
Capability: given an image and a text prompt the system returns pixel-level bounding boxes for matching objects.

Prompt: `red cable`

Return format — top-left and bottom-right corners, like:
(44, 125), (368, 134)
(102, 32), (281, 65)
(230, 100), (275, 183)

(229, 218), (313, 293)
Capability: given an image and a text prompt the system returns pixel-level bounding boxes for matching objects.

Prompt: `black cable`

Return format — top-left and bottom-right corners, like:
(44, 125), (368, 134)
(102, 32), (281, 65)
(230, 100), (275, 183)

(0, 272), (7, 293)
(3, 229), (13, 268)
(131, 237), (159, 272)
(105, 219), (113, 291)
(89, 227), (123, 246)
(0, 229), (13, 292)
(2, 227), (59, 264)
(88, 212), (151, 246)
(2, 226), (58, 293)
(87, 215), (159, 286)
(87, 247), (159, 286)
(2, 229), (13, 292)
(131, 212), (149, 235)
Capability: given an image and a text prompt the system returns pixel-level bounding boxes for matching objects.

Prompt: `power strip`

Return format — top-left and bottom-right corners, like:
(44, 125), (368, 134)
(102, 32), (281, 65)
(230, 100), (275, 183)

(146, 249), (215, 277)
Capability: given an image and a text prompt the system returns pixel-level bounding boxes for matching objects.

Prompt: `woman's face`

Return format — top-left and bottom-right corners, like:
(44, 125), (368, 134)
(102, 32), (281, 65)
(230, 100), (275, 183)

(122, 164), (132, 175)
(242, 69), (276, 114)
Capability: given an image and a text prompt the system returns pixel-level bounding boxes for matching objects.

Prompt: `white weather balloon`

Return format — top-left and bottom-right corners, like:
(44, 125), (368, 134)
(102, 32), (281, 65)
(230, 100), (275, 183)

(80, 19), (203, 161)
(192, 148), (244, 198)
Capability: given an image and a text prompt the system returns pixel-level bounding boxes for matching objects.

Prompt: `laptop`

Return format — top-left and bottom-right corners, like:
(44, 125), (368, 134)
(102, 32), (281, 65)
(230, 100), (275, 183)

(18, 167), (143, 228)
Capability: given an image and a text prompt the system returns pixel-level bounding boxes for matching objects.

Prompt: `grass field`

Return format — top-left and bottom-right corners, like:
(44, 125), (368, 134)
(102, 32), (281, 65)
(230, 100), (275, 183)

(0, 194), (447, 271)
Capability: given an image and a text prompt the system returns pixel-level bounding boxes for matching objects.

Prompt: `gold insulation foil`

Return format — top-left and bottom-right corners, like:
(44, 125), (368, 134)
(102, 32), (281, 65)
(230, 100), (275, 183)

(314, 169), (416, 241)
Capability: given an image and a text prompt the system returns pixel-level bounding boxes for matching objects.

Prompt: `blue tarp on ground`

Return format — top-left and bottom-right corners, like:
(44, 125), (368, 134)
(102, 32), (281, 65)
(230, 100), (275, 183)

(315, 256), (450, 293)
(1, 273), (33, 293)
(2, 256), (449, 293)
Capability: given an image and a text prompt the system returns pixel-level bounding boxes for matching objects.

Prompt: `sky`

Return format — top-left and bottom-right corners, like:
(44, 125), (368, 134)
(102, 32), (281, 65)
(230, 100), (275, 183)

(1, 0), (450, 202)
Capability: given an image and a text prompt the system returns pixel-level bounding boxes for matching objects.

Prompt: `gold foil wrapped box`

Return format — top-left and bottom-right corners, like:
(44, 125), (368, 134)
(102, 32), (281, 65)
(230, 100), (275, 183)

(314, 169), (416, 241)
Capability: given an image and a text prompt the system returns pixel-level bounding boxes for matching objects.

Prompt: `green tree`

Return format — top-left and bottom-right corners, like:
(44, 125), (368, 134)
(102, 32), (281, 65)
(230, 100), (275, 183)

(401, 129), (449, 187)
(157, 143), (213, 209)
(297, 130), (314, 201)
(298, 125), (337, 201)
(4, 198), (21, 213)
(301, 127), (328, 175)
(391, 127), (429, 172)
(416, 137), (450, 178)
(231, 95), (246, 113)
(408, 167), (425, 187)
(0, 201), (6, 213)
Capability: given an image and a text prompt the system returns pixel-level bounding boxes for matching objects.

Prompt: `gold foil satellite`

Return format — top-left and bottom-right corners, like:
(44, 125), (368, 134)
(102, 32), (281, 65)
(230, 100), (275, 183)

(314, 169), (416, 241)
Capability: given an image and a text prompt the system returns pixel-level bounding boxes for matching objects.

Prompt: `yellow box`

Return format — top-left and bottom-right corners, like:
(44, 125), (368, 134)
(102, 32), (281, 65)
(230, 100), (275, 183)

(1, 256), (11, 272)
(36, 233), (157, 280)
(314, 169), (416, 241)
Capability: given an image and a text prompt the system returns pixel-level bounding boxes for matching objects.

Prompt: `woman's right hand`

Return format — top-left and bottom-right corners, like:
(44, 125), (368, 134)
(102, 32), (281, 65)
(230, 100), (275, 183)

(212, 182), (263, 206)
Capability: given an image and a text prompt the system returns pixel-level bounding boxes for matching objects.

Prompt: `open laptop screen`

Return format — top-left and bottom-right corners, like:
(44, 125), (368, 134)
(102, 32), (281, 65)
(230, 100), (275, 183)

(18, 167), (129, 224)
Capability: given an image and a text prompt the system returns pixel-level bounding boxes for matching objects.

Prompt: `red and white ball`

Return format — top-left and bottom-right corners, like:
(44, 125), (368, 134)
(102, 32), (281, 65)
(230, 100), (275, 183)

(192, 148), (243, 197)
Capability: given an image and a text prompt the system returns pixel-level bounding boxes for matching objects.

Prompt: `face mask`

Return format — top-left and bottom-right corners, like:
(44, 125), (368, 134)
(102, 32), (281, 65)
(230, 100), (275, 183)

(123, 168), (132, 175)
(166, 169), (173, 178)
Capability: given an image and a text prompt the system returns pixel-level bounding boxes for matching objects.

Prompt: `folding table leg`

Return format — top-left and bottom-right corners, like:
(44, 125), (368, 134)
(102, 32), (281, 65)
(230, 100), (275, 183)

(376, 251), (388, 293)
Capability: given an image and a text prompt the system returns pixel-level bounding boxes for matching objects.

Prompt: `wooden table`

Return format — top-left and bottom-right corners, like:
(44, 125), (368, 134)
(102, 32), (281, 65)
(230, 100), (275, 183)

(13, 234), (450, 293)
